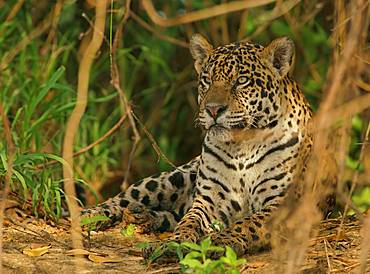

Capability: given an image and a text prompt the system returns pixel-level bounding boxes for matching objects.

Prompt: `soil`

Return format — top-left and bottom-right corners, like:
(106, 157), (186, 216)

(1, 205), (368, 273)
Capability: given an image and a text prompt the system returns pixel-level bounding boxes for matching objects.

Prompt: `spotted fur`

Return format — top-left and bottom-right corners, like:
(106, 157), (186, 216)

(82, 34), (322, 256)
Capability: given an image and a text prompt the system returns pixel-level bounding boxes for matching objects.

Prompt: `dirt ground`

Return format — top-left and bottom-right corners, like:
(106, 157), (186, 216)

(1, 205), (368, 274)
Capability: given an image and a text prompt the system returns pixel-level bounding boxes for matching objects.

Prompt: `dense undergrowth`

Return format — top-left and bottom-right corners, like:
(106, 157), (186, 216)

(0, 0), (369, 221)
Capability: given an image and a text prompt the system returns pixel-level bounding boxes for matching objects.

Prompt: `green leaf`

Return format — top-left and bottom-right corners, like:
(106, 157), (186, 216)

(181, 241), (202, 251)
(183, 251), (202, 259)
(207, 246), (224, 252)
(136, 242), (150, 249)
(180, 257), (203, 269)
(121, 224), (136, 237)
(352, 115), (363, 132)
(12, 169), (28, 198)
(149, 245), (166, 262)
(225, 246), (237, 261)
(200, 237), (211, 251)
(80, 215), (110, 226)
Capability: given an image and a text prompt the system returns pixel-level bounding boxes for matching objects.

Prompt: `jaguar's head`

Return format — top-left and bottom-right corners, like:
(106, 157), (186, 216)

(190, 34), (295, 140)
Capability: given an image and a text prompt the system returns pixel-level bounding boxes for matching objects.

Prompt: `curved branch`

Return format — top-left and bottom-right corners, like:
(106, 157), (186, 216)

(62, 0), (108, 268)
(141, 0), (276, 27)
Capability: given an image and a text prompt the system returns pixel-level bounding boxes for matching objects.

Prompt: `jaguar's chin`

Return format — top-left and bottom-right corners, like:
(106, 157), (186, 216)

(206, 125), (232, 142)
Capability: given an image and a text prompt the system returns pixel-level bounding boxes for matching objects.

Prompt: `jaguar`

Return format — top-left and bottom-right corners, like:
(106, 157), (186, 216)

(81, 34), (326, 256)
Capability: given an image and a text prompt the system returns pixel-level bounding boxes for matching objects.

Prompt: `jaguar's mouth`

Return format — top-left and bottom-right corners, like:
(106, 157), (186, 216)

(208, 123), (227, 130)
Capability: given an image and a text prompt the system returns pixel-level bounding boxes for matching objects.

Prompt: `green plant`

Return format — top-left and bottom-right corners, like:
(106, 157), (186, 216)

(80, 215), (110, 240)
(121, 223), (136, 237)
(148, 237), (246, 274)
(179, 238), (246, 274)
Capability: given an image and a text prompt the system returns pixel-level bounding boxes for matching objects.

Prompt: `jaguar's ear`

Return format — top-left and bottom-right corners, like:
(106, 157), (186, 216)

(261, 37), (295, 78)
(190, 34), (213, 74)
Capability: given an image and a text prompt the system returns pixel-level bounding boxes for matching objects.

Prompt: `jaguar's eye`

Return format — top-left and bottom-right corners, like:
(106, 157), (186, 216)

(200, 75), (211, 89)
(237, 76), (249, 85)
(203, 76), (211, 85)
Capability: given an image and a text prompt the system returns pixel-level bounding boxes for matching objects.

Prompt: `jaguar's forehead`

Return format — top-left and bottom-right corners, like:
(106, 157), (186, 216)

(203, 42), (265, 81)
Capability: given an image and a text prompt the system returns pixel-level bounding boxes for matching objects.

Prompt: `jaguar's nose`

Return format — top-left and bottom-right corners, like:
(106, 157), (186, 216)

(205, 104), (227, 119)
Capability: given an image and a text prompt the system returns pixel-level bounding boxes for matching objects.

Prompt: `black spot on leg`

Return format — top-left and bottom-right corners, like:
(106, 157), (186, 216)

(202, 195), (214, 205)
(231, 200), (241, 212)
(178, 203), (186, 217)
(248, 226), (256, 233)
(171, 211), (181, 222)
(119, 199), (129, 207)
(131, 189), (140, 200)
(157, 192), (164, 202)
(145, 180), (158, 192)
(253, 221), (262, 228)
(252, 234), (260, 241)
(190, 173), (197, 182)
(158, 217), (170, 232)
(170, 193), (178, 202)
(169, 172), (184, 189)
(235, 226), (242, 233)
(219, 210), (229, 226)
(141, 195), (150, 206)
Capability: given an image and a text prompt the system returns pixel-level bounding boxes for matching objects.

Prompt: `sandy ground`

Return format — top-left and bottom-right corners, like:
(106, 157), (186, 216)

(1, 205), (368, 274)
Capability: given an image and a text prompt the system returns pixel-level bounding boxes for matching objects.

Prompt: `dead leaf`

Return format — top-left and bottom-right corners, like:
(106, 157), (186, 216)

(23, 244), (51, 257)
(158, 232), (173, 240)
(88, 254), (124, 263)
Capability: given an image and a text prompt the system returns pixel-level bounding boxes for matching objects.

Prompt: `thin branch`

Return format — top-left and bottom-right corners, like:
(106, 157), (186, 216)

(5, 0), (25, 21)
(129, 11), (189, 48)
(34, 113), (128, 169)
(131, 111), (178, 170)
(141, 0), (276, 27)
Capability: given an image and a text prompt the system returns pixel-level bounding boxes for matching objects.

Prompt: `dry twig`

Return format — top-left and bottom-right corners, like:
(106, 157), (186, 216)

(5, 0), (25, 21)
(35, 113), (128, 169)
(109, 0), (142, 191)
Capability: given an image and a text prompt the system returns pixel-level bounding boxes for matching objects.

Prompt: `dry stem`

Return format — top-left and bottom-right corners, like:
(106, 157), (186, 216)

(62, 0), (108, 271)
(141, 0), (276, 27)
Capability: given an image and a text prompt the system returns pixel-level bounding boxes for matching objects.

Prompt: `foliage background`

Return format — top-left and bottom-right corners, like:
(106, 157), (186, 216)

(0, 0), (369, 220)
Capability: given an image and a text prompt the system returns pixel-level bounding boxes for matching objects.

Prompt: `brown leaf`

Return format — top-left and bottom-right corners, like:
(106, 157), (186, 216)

(158, 232), (173, 240)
